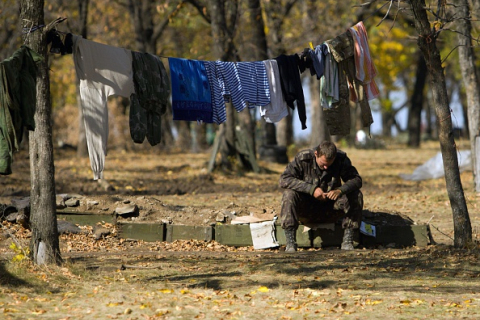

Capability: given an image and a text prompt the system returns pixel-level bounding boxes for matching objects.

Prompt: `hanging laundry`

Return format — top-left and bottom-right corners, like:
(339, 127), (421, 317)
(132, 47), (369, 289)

(349, 21), (380, 101)
(321, 26), (375, 135)
(260, 59), (289, 123)
(168, 57), (213, 124)
(214, 61), (247, 112)
(130, 52), (170, 146)
(0, 46), (42, 175)
(320, 44), (340, 109)
(274, 54), (307, 130)
(72, 35), (135, 180)
(236, 61), (270, 108)
(203, 61), (226, 124)
(313, 44), (328, 79)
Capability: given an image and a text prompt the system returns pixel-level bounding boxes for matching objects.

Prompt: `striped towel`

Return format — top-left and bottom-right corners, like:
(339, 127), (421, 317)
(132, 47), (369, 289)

(203, 61), (227, 124)
(237, 61), (270, 108)
(348, 21), (380, 101)
(215, 61), (247, 112)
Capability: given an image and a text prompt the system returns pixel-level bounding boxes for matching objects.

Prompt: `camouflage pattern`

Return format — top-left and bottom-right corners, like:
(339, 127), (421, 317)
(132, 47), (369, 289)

(130, 51), (170, 146)
(279, 148), (363, 230)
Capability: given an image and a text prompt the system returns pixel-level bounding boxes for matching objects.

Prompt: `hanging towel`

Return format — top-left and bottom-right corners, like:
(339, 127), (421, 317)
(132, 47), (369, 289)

(0, 46), (41, 175)
(274, 54), (307, 130)
(130, 52), (170, 146)
(203, 61), (226, 124)
(168, 57), (213, 123)
(348, 21), (380, 101)
(236, 61), (270, 108)
(72, 35), (135, 180)
(214, 61), (247, 112)
(260, 59), (289, 123)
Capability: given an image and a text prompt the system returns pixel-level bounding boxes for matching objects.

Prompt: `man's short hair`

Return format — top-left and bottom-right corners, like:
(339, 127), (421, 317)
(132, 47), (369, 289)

(316, 141), (337, 160)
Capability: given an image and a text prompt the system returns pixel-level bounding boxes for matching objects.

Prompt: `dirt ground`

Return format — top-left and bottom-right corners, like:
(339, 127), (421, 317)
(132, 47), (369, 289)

(1, 139), (480, 319)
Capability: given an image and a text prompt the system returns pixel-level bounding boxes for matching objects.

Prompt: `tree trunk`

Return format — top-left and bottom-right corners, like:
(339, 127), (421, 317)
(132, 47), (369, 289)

(276, 113), (293, 147)
(455, 0), (480, 192)
(407, 52), (428, 147)
(76, 0), (89, 157)
(409, 0), (472, 247)
(309, 76), (329, 146)
(21, 0), (61, 265)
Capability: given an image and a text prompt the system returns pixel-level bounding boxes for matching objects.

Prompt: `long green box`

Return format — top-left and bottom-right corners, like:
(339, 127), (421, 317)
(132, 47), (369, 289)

(274, 225), (311, 247)
(166, 225), (213, 242)
(311, 224), (345, 248)
(117, 223), (165, 242)
(57, 213), (113, 226)
(215, 224), (253, 246)
(360, 224), (431, 248)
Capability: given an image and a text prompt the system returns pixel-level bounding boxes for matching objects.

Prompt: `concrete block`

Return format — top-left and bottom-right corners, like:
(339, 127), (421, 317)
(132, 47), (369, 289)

(215, 224), (253, 246)
(166, 225), (213, 242)
(118, 223), (165, 242)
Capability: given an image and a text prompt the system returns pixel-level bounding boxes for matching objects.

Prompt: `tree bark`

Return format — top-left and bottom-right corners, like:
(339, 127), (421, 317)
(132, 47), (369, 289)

(407, 52), (428, 147)
(409, 0), (472, 247)
(454, 0), (480, 192)
(21, 0), (62, 265)
(309, 76), (329, 146)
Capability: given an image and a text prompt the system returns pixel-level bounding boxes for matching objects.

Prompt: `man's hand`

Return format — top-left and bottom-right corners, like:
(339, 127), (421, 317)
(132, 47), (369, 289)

(326, 189), (342, 201)
(313, 187), (328, 201)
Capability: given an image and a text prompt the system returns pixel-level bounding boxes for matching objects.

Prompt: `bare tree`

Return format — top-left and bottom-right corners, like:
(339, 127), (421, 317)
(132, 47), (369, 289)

(20, 0), (62, 264)
(407, 52), (428, 147)
(407, 0), (472, 247)
(454, 0), (480, 192)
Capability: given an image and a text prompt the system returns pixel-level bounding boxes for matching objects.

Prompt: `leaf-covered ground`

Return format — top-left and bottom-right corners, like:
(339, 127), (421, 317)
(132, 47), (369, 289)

(1, 139), (479, 319)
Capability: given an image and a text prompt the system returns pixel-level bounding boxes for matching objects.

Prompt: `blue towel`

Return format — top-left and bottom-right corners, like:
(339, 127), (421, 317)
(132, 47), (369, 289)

(169, 58), (213, 123)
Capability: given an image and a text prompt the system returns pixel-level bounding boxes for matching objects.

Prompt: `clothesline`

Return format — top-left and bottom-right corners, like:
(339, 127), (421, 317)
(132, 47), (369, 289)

(2, 21), (379, 179)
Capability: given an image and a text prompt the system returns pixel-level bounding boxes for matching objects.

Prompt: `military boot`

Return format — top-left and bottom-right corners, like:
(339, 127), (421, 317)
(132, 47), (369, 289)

(341, 228), (355, 250)
(284, 228), (297, 252)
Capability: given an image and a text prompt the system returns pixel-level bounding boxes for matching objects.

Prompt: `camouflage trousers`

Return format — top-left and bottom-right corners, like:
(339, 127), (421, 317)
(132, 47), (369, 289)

(280, 189), (363, 230)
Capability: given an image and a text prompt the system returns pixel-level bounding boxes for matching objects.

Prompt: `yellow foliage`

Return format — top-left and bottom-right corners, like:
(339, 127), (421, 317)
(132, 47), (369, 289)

(9, 242), (30, 262)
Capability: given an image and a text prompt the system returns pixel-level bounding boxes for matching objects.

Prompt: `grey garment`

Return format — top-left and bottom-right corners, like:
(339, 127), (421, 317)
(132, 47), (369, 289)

(130, 51), (170, 146)
(323, 31), (374, 134)
(279, 148), (362, 197)
(280, 188), (363, 230)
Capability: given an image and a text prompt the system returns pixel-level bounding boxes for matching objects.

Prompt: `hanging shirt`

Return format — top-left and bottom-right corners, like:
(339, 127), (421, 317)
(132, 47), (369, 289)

(214, 61), (247, 112)
(260, 60), (289, 123)
(168, 57), (213, 123)
(348, 21), (380, 101)
(203, 61), (226, 124)
(130, 52), (170, 146)
(236, 61), (270, 108)
(72, 35), (135, 180)
(274, 54), (307, 130)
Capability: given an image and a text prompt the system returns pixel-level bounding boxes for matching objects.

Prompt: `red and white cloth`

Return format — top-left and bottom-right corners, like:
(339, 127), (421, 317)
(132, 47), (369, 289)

(348, 21), (380, 101)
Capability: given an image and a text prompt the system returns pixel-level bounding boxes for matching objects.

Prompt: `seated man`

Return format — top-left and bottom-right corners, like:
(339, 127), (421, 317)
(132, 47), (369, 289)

(279, 141), (363, 251)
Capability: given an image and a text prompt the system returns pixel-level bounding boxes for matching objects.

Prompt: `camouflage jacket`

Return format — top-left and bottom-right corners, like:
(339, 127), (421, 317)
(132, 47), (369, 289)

(279, 148), (362, 196)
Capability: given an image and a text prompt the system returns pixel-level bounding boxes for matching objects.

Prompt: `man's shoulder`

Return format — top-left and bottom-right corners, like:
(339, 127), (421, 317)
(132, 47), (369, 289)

(297, 149), (315, 161)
